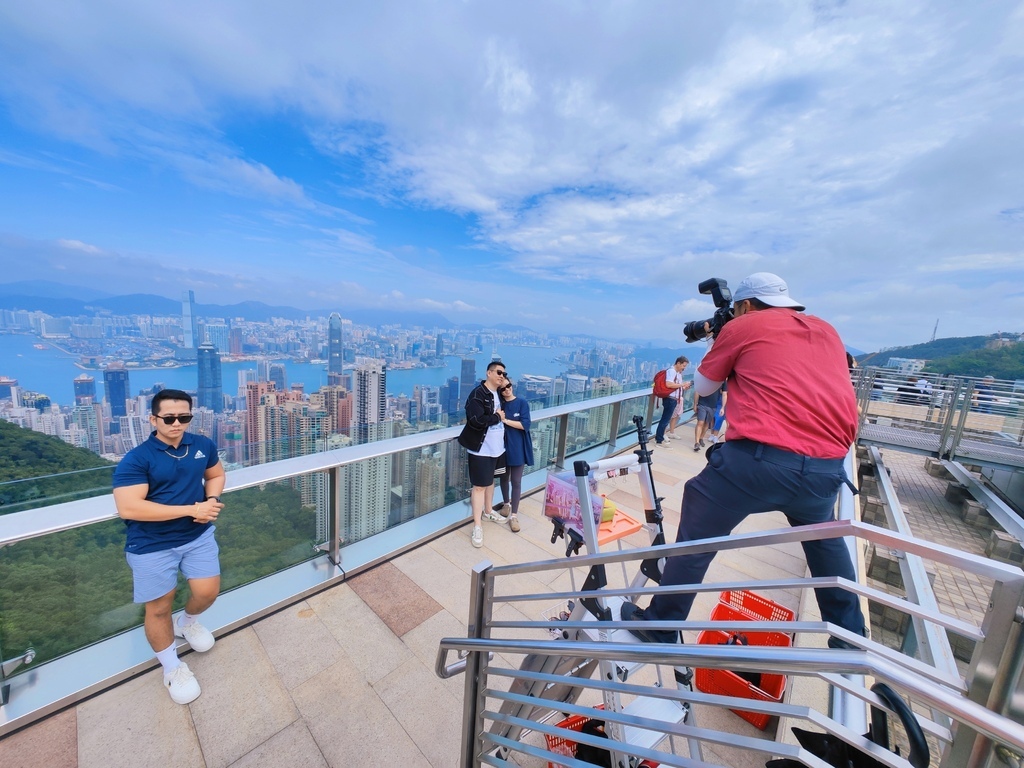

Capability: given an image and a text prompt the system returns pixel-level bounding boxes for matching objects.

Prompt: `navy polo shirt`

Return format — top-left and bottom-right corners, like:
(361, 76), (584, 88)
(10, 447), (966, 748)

(113, 431), (220, 554)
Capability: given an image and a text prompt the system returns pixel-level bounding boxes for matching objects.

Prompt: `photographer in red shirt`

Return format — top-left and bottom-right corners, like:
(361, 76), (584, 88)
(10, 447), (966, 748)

(623, 273), (865, 647)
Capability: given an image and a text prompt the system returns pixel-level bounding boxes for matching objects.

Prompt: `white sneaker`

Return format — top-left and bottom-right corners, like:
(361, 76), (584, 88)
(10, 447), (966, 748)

(482, 510), (508, 524)
(471, 525), (484, 548)
(174, 619), (216, 652)
(164, 662), (201, 705)
(662, 436), (672, 444)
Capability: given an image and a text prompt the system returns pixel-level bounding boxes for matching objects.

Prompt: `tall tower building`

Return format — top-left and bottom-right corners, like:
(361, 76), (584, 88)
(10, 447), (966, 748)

(182, 290), (199, 349)
(197, 343), (224, 413)
(328, 313), (343, 377)
(268, 363), (287, 393)
(459, 358), (477, 410)
(103, 363), (130, 435)
(73, 374), (96, 405)
(342, 360), (392, 543)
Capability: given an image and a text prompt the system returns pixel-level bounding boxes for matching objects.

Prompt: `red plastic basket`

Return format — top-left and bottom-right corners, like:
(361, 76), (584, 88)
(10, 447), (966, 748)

(693, 590), (793, 730)
(545, 707), (658, 768)
(718, 589), (795, 622)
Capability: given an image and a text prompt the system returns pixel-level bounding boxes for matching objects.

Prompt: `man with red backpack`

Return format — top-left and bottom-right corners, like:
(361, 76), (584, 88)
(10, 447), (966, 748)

(653, 356), (691, 445)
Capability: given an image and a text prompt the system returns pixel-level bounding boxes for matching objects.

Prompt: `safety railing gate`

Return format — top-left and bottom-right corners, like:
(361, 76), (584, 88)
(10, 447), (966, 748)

(437, 452), (1024, 767)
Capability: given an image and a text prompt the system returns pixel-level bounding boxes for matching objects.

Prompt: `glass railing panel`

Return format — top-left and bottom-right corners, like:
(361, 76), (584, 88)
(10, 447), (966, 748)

(215, 475), (322, 591)
(0, 477), (322, 668)
(338, 440), (473, 546)
(527, 415), (565, 477)
(0, 517), (140, 667)
(0, 465), (115, 516)
(616, 394), (650, 438)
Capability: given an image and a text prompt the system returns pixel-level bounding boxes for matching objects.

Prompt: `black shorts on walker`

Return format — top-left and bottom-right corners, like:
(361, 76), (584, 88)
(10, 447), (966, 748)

(468, 452), (504, 487)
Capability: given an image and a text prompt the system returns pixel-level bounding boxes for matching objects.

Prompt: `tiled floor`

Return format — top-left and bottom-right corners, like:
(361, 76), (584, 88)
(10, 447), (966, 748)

(0, 441), (1004, 767)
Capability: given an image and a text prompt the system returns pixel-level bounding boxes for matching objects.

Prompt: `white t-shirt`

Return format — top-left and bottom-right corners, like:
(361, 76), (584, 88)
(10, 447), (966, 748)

(470, 388), (506, 457)
(666, 366), (684, 400)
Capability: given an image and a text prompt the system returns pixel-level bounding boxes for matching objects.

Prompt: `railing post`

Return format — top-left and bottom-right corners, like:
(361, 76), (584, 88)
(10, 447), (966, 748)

(555, 413), (569, 468)
(938, 379), (963, 457)
(328, 466), (342, 566)
(948, 380), (975, 460)
(944, 576), (1024, 767)
(460, 561), (493, 768)
(645, 394), (656, 434)
(608, 401), (622, 450)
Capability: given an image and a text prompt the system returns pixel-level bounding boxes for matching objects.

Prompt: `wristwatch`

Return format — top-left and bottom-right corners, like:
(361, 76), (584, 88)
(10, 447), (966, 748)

(204, 495), (222, 503)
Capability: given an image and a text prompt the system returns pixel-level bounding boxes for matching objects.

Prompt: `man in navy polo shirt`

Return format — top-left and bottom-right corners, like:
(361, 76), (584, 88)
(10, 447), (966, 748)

(113, 389), (225, 705)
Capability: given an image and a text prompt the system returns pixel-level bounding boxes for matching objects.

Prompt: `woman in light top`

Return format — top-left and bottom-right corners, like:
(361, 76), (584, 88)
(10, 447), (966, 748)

(494, 380), (533, 533)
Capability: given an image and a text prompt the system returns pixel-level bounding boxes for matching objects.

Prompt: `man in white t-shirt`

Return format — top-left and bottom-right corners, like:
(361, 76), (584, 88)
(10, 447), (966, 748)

(456, 361), (508, 548)
(655, 356), (691, 445)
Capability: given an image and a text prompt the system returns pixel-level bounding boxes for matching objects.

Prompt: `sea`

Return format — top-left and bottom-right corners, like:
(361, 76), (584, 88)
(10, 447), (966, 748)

(0, 333), (576, 407)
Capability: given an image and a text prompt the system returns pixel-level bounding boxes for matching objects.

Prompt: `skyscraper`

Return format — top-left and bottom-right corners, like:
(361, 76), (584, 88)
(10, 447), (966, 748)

(104, 363), (130, 434)
(73, 374), (96, 405)
(197, 343), (224, 413)
(459, 358), (476, 410)
(342, 360), (391, 543)
(268, 363), (287, 393)
(328, 313), (343, 376)
(182, 290), (199, 349)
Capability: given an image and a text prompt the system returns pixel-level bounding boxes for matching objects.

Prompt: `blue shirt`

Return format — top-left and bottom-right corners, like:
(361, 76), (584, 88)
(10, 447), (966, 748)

(113, 431), (220, 554)
(502, 396), (534, 467)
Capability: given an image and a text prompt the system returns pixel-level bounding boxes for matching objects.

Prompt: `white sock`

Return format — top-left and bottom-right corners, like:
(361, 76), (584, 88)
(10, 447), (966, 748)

(178, 611), (198, 628)
(156, 642), (180, 676)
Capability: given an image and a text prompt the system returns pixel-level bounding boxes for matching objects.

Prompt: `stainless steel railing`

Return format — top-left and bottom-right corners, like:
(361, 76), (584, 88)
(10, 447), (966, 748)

(437, 517), (1024, 768)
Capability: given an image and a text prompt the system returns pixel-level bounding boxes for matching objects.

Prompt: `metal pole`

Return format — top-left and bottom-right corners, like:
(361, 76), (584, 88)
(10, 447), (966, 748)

(938, 379), (963, 457)
(948, 381), (975, 460)
(608, 401), (622, 451)
(460, 561), (493, 768)
(555, 413), (569, 469)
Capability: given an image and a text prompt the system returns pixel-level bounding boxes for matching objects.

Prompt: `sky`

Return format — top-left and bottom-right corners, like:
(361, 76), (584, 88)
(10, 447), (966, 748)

(0, 1), (1021, 352)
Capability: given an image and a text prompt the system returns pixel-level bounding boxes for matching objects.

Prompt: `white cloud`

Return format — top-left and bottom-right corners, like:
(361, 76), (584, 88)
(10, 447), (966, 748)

(0, 1), (1022, 350)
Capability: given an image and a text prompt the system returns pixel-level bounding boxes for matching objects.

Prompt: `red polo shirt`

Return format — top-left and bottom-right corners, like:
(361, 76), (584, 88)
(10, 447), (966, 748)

(698, 309), (857, 458)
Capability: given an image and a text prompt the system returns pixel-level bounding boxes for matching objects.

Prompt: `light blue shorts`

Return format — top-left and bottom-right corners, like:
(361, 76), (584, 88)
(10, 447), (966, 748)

(126, 526), (220, 604)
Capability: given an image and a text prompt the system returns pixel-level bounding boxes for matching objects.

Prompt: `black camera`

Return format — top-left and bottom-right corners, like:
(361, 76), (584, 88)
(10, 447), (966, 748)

(682, 278), (733, 343)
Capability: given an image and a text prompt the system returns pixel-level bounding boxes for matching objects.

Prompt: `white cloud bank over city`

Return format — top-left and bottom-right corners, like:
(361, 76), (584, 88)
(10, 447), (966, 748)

(0, 0), (1021, 350)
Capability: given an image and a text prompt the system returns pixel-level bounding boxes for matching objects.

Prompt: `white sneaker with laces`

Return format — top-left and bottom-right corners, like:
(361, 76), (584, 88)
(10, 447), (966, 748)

(165, 662), (201, 705)
(471, 525), (484, 548)
(482, 510), (508, 524)
(174, 619), (216, 652)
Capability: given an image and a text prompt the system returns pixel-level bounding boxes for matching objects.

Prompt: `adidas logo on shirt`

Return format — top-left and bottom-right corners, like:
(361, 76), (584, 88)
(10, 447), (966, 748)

(194, 449), (206, 459)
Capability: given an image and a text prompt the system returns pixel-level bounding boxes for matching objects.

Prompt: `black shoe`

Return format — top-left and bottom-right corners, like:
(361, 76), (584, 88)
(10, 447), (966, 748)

(620, 602), (678, 644)
(827, 636), (862, 650)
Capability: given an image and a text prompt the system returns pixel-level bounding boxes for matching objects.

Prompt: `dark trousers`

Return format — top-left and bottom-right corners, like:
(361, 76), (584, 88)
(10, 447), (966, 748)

(498, 464), (526, 515)
(655, 397), (677, 443)
(646, 440), (865, 636)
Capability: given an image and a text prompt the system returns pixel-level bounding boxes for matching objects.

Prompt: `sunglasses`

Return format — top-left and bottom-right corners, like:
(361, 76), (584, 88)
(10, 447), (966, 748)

(495, 370), (508, 377)
(154, 414), (194, 425)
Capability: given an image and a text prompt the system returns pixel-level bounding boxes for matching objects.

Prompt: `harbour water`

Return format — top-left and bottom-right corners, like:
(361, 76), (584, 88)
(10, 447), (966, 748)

(0, 333), (576, 406)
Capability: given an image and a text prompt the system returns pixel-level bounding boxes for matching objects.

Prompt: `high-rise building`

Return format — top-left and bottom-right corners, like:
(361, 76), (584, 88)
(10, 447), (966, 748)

(459, 358), (477, 410)
(0, 376), (17, 400)
(73, 374), (96, 405)
(414, 447), (446, 518)
(244, 380), (275, 464)
(72, 404), (101, 454)
(268, 363), (287, 393)
(435, 335), (444, 358)
(103, 363), (130, 434)
(197, 343), (224, 413)
(342, 360), (392, 543)
(182, 290), (199, 349)
(328, 313), (343, 376)
(205, 323), (230, 353)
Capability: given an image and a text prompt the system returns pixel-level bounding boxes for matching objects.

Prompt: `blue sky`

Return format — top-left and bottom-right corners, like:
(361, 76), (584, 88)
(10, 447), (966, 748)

(0, 1), (1021, 351)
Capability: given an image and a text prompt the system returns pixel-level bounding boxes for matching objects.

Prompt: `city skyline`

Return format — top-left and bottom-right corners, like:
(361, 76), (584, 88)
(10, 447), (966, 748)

(0, 4), (1020, 352)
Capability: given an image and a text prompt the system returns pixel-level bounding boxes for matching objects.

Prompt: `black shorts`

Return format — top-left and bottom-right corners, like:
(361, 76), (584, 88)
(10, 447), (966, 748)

(468, 452), (505, 487)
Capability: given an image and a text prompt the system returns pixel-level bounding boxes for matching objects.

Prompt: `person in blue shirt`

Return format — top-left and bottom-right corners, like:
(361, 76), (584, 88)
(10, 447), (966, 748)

(112, 389), (225, 705)
(494, 380), (533, 533)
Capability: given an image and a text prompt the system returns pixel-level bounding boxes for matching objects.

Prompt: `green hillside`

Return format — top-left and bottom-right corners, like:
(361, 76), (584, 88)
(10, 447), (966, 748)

(0, 420), (115, 514)
(857, 334), (1024, 379)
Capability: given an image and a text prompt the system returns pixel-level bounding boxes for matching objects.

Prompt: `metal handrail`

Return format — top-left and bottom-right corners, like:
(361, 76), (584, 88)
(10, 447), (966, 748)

(437, 514), (1024, 767)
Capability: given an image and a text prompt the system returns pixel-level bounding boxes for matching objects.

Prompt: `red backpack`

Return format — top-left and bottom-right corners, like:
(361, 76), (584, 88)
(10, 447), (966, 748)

(652, 369), (673, 399)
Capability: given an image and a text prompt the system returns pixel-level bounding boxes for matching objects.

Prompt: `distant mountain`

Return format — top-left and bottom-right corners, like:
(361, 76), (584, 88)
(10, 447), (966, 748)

(91, 294), (180, 315)
(0, 280), (112, 301)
